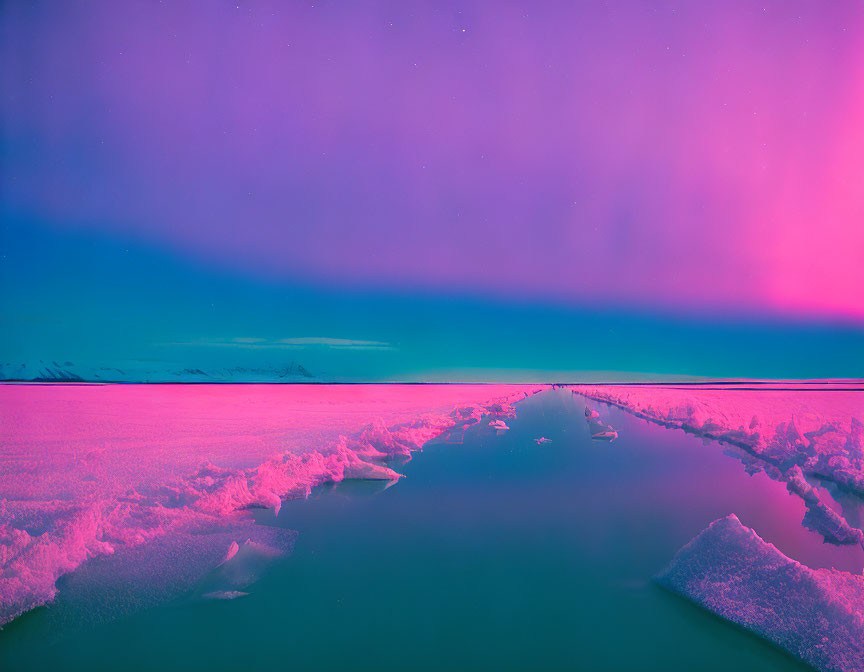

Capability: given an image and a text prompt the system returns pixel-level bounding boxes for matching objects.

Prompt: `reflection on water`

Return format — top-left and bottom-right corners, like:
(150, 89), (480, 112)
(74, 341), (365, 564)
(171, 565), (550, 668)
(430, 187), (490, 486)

(1, 388), (859, 671)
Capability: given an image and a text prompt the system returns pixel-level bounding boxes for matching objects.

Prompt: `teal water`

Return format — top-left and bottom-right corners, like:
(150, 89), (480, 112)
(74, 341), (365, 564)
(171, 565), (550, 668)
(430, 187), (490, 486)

(1, 388), (860, 671)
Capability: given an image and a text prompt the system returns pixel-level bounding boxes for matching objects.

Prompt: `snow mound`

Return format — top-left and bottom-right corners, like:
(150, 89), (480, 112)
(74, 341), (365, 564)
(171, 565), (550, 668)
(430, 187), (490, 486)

(656, 514), (864, 672)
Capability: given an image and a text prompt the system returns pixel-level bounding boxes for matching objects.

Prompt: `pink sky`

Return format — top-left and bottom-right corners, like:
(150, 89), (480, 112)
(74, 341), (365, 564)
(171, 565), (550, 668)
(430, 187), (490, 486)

(2, 1), (863, 321)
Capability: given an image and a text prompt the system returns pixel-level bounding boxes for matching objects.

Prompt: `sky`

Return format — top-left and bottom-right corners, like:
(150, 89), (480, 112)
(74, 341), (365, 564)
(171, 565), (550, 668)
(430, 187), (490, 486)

(1, 1), (863, 380)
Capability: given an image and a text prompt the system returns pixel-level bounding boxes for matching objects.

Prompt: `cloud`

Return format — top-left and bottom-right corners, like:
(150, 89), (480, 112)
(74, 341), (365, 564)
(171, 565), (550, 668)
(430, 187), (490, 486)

(167, 337), (394, 351)
(275, 337), (391, 349)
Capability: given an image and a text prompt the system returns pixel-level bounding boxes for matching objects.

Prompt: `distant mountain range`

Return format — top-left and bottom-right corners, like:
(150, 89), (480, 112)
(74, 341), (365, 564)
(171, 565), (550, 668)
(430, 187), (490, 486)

(0, 361), (315, 383)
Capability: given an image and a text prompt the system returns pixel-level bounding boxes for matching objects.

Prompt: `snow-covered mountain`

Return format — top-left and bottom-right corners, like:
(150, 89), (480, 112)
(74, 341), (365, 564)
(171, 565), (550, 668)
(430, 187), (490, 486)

(0, 361), (315, 383)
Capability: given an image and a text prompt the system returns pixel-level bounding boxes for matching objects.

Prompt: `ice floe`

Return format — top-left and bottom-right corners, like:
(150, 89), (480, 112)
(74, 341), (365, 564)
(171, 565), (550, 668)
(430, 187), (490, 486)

(784, 465), (864, 546)
(656, 514), (864, 672)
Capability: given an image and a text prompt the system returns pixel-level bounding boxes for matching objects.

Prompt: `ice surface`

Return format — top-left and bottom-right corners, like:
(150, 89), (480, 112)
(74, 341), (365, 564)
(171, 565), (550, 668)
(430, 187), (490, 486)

(201, 591), (249, 600)
(0, 384), (541, 626)
(45, 523), (296, 630)
(572, 385), (864, 542)
(656, 514), (864, 672)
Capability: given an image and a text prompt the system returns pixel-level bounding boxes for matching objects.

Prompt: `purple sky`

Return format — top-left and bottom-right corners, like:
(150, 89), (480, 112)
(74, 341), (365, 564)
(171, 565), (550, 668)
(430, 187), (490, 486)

(2, 0), (863, 325)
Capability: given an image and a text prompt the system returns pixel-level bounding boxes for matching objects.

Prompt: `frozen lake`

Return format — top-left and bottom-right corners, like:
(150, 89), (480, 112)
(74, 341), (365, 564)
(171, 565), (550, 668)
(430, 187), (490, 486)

(1, 386), (859, 671)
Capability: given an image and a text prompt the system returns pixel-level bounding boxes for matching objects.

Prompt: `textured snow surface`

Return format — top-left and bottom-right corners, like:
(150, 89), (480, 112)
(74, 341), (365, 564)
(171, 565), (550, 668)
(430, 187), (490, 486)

(0, 384), (541, 626)
(656, 514), (864, 672)
(572, 384), (864, 545)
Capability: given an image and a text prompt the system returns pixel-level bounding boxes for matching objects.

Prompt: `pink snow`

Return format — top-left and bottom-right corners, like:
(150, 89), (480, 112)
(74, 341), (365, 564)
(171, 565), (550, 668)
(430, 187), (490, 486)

(571, 383), (864, 533)
(0, 383), (542, 626)
(570, 383), (862, 458)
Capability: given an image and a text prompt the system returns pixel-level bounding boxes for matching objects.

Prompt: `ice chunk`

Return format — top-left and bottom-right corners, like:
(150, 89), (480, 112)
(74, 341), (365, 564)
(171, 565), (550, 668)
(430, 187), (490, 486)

(585, 412), (617, 441)
(784, 465), (864, 546)
(489, 419), (510, 431)
(218, 540), (240, 566)
(655, 514), (864, 672)
(484, 400), (518, 418)
(534, 437), (552, 444)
